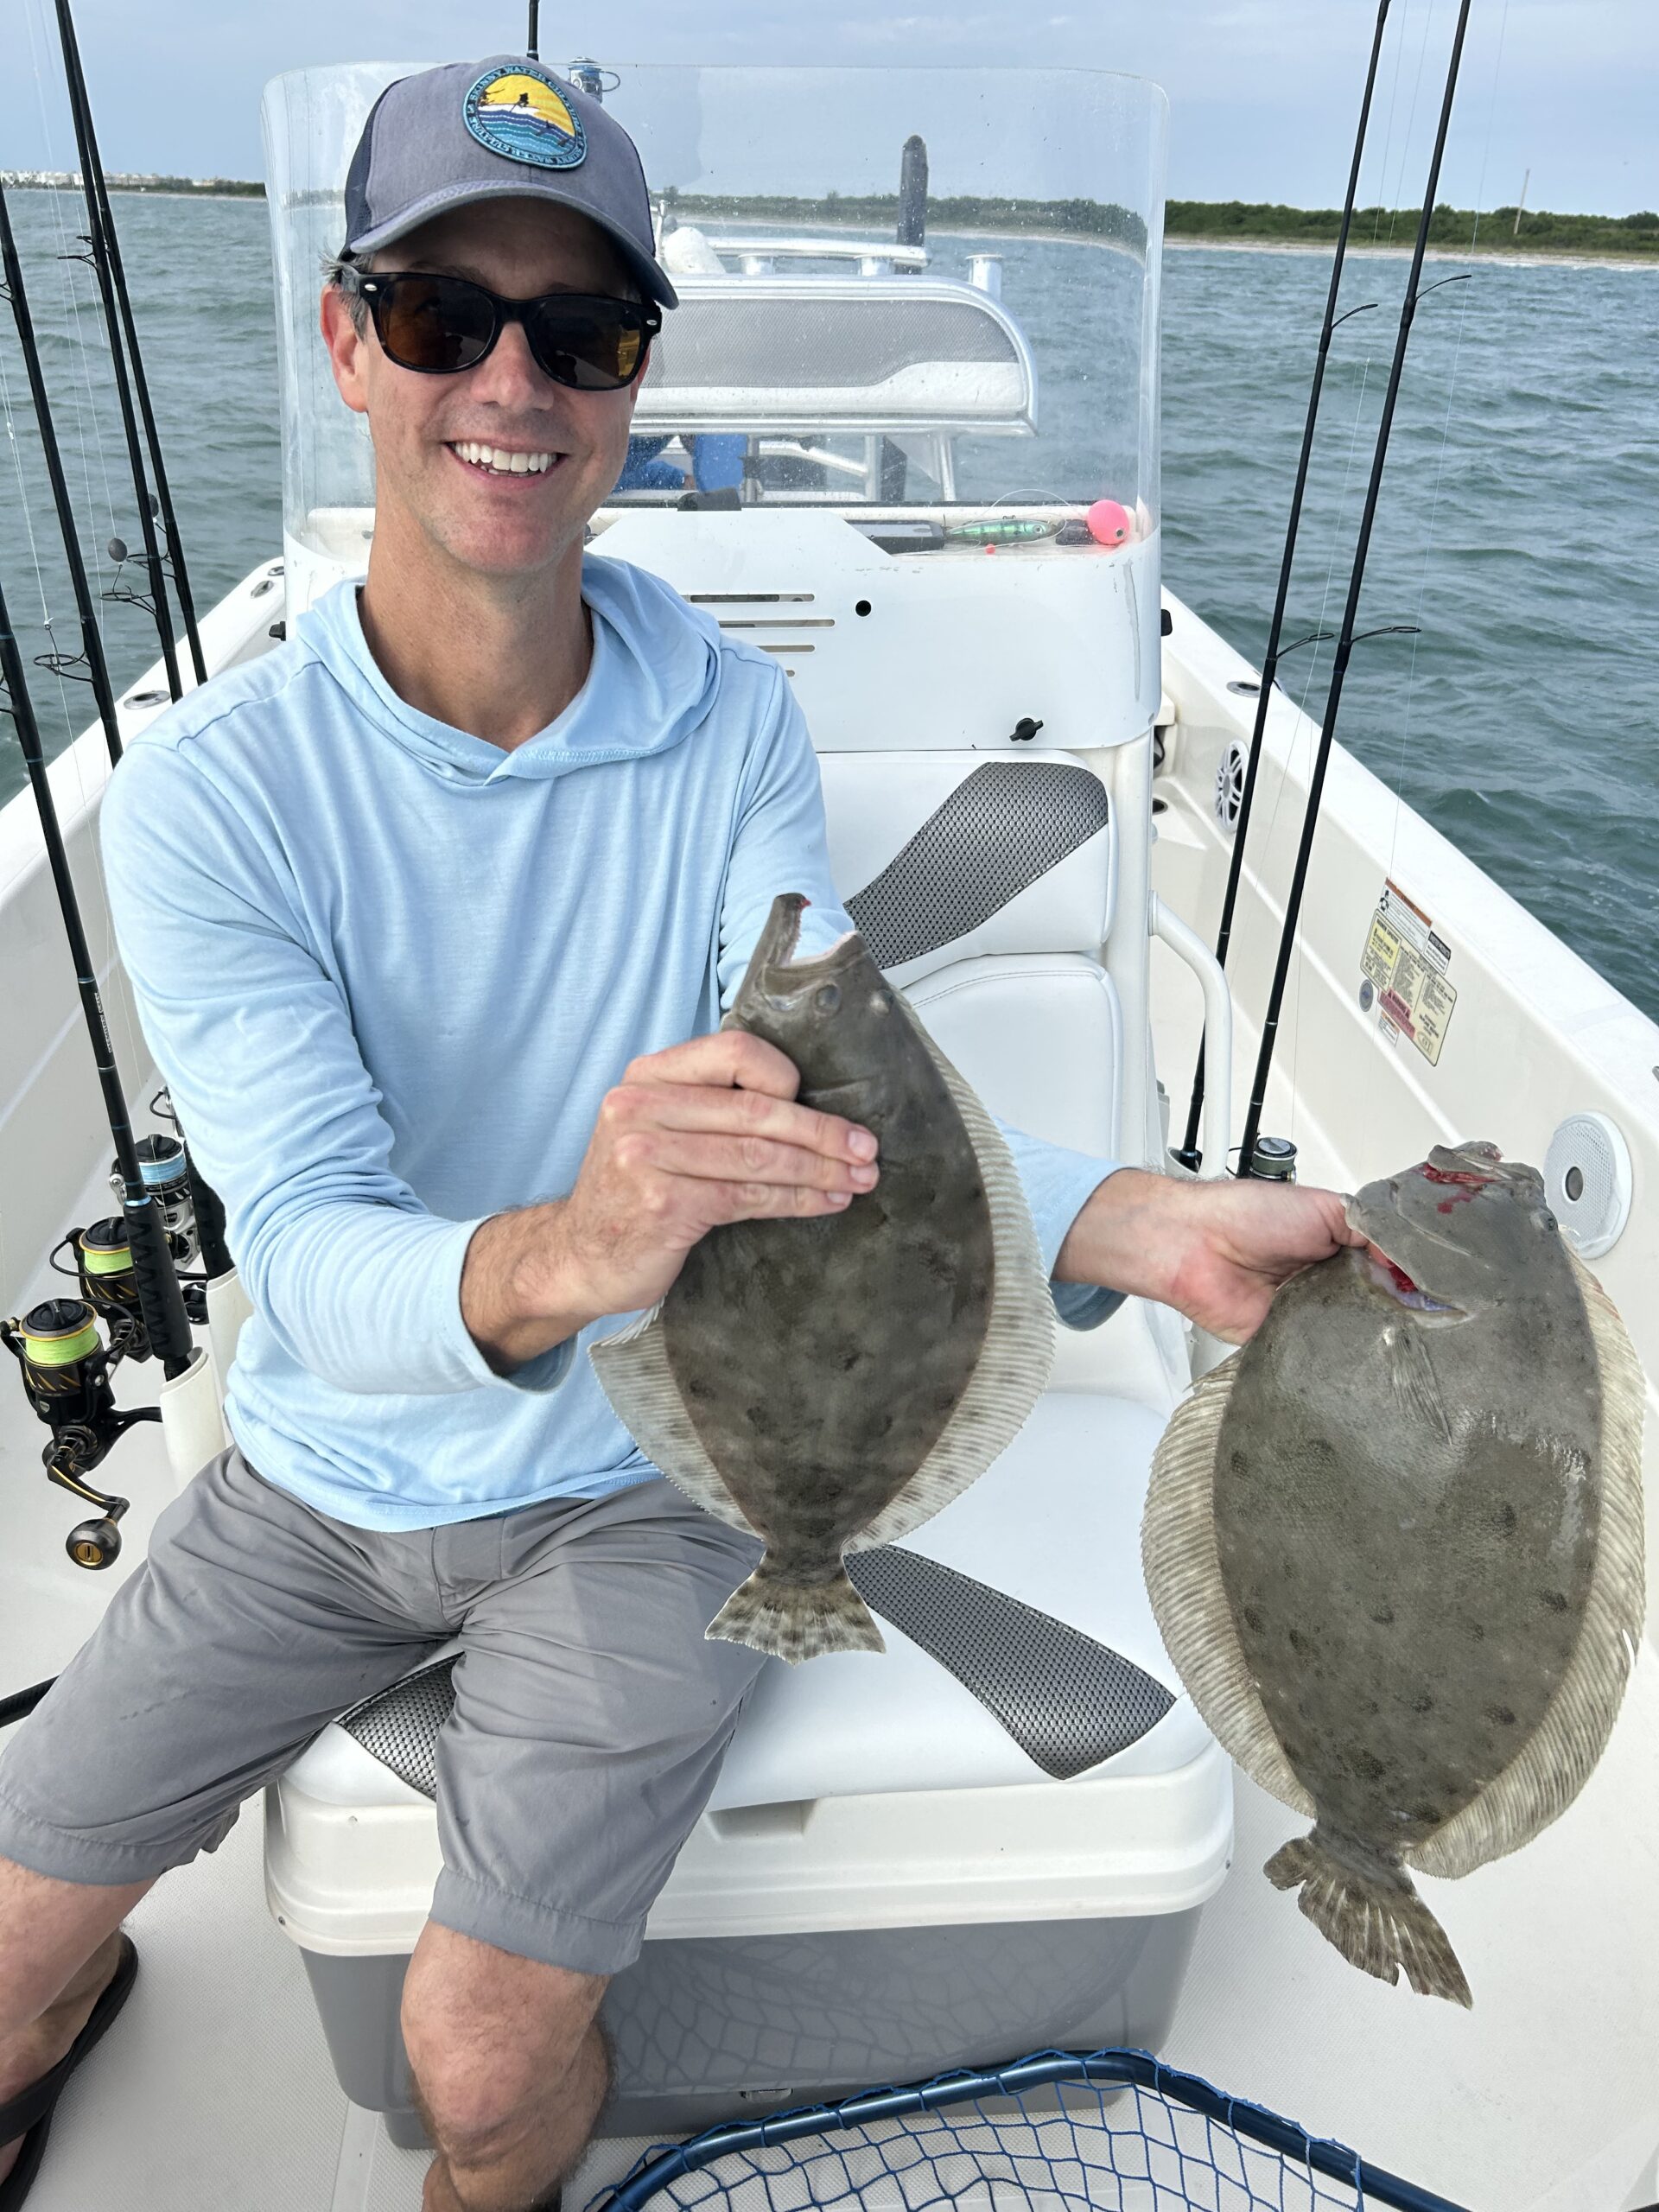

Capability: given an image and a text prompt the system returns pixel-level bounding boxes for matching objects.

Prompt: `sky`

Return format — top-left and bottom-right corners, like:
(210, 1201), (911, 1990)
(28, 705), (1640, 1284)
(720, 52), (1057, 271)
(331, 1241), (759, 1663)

(1, 0), (1655, 217)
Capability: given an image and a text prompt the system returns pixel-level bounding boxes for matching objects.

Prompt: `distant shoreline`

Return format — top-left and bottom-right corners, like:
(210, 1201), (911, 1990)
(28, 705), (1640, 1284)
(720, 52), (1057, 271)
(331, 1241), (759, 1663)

(0, 174), (262, 199)
(4, 177), (1654, 270)
(1166, 235), (1659, 273)
(938, 226), (1657, 272)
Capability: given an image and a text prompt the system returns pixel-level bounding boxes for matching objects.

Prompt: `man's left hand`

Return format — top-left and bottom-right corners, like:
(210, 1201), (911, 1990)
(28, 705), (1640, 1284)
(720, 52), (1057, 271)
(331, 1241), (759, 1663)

(1055, 1166), (1366, 1344)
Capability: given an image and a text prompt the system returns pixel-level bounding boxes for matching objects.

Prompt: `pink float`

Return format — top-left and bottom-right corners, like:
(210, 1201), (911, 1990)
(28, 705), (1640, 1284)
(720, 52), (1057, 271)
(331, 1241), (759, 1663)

(1085, 499), (1133, 547)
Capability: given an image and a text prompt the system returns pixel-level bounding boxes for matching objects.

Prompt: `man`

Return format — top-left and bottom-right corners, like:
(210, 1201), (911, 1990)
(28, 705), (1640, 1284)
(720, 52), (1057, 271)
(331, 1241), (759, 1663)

(0, 55), (1359, 2212)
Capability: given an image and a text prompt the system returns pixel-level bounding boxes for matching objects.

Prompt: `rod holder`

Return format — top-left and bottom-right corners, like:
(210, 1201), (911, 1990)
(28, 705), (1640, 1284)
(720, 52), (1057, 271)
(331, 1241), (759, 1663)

(160, 1345), (227, 1491)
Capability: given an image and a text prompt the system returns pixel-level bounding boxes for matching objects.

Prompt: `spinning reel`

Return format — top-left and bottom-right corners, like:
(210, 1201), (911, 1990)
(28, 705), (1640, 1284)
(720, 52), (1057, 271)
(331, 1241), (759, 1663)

(111, 1130), (197, 1264)
(3, 1225), (161, 1567)
(3, 1095), (218, 1569)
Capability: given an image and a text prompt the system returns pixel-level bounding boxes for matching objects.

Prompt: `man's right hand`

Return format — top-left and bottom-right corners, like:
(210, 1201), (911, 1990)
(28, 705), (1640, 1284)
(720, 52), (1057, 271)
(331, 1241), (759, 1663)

(461, 1030), (880, 1376)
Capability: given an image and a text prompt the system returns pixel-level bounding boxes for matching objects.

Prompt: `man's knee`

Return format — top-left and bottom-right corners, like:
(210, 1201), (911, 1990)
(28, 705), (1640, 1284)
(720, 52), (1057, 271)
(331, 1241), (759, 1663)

(401, 1923), (608, 2152)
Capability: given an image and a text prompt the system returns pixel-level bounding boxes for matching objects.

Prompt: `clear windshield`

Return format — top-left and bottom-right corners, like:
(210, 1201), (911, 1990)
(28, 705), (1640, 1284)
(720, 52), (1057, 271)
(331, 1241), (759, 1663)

(263, 62), (1166, 607)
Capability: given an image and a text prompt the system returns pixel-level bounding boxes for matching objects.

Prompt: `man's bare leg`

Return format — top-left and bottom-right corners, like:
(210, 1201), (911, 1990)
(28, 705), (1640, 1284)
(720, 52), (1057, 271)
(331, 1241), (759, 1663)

(403, 1920), (611, 2212)
(0, 1856), (155, 2186)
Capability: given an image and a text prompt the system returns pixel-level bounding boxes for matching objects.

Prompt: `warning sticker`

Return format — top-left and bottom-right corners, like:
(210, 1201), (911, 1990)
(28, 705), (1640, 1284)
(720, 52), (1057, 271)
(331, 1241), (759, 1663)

(1361, 880), (1457, 1066)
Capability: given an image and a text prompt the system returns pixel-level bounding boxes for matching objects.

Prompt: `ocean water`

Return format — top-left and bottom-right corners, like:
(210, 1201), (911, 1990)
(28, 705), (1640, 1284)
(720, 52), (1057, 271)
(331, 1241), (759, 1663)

(1, 192), (1656, 1019)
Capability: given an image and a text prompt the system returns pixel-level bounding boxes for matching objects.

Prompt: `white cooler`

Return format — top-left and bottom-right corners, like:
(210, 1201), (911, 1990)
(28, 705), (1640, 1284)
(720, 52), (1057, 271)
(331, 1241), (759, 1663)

(266, 1376), (1230, 2142)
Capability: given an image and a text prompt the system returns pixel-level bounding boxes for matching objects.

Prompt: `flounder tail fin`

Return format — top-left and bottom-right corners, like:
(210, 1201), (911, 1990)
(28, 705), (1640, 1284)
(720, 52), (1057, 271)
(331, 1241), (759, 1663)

(1266, 1831), (1472, 2008)
(708, 1558), (885, 1664)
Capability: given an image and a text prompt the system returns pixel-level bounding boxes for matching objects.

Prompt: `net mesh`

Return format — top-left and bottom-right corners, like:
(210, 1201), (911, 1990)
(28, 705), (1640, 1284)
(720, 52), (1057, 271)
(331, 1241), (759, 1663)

(591, 2053), (1458, 2212)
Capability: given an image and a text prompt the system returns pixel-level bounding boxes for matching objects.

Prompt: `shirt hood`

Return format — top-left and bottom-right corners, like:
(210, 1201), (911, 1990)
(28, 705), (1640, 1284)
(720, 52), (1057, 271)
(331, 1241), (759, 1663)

(296, 553), (723, 786)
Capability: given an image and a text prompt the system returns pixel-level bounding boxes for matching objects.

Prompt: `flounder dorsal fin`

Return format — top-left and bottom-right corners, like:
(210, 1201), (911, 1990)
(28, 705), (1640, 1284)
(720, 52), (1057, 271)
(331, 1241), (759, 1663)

(852, 1020), (1055, 1550)
(588, 1305), (755, 1535)
(1141, 1357), (1316, 1818)
(1410, 1245), (1646, 1879)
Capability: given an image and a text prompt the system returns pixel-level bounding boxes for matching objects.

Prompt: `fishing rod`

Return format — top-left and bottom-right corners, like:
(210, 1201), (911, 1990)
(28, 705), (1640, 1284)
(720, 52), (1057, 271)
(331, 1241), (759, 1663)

(0, 177), (124, 767)
(0, 550), (206, 1569)
(1175, 0), (1392, 1172)
(527, 1), (540, 59)
(0, 1679), (55, 1729)
(1236, 0), (1473, 1178)
(56, 0), (207, 686)
(52, 0), (206, 696)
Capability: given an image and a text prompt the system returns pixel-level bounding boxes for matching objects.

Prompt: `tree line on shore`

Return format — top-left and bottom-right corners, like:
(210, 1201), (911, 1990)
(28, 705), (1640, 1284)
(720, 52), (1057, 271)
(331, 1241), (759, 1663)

(658, 188), (1656, 258)
(4, 175), (1654, 257)
(1166, 198), (1657, 255)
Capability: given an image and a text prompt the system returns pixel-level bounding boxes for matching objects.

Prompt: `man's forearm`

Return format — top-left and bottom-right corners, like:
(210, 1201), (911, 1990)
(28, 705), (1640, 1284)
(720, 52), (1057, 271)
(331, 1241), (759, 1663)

(1054, 1164), (1362, 1344)
(461, 1200), (599, 1376)
(1053, 1167), (1172, 1302)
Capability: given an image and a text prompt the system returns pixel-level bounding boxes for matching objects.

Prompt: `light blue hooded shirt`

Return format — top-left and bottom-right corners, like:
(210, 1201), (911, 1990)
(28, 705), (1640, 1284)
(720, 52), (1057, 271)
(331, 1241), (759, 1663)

(99, 559), (1118, 1530)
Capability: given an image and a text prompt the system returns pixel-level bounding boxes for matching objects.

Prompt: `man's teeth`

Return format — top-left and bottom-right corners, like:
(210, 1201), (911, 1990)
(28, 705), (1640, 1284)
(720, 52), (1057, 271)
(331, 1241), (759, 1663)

(452, 442), (556, 474)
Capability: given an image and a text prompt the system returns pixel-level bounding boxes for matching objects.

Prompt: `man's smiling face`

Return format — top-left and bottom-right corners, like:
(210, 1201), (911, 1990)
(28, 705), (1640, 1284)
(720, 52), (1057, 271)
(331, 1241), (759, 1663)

(321, 195), (645, 585)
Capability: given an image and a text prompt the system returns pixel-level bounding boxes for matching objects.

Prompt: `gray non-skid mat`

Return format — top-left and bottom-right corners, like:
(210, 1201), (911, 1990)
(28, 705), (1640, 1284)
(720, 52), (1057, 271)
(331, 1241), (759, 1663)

(338, 1546), (1171, 1792)
(845, 759), (1109, 969)
(339, 1653), (457, 1800)
(847, 1545), (1173, 1779)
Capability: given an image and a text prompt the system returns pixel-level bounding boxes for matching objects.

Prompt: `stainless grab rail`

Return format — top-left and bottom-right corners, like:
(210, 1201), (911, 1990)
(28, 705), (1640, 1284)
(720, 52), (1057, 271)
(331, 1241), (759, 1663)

(1150, 893), (1232, 1179)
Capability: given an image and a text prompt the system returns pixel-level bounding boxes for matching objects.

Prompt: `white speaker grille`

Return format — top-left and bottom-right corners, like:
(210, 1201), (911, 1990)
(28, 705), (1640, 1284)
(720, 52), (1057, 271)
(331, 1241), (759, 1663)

(1543, 1113), (1632, 1261)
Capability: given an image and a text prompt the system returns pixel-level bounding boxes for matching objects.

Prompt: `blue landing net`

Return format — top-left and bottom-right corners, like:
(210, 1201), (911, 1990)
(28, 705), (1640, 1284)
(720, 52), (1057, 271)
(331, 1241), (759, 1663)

(592, 2050), (1469, 2212)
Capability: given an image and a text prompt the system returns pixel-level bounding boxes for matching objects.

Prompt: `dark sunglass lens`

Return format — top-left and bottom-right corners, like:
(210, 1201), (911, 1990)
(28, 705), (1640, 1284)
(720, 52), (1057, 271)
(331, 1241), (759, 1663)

(378, 276), (495, 372)
(525, 298), (647, 390)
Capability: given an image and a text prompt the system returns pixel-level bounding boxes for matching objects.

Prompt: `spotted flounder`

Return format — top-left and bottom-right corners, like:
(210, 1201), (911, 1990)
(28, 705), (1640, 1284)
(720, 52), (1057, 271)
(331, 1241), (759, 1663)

(1142, 1141), (1644, 2005)
(592, 893), (1054, 1663)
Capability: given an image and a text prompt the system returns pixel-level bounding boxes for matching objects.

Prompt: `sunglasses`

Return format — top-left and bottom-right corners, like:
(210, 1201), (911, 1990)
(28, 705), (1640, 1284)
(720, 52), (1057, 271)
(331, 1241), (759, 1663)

(350, 270), (661, 391)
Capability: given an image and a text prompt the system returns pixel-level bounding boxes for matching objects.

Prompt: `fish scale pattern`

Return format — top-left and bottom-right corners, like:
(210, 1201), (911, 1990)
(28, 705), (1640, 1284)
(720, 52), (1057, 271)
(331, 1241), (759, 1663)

(334, 1548), (1169, 1796)
(844, 760), (1109, 970)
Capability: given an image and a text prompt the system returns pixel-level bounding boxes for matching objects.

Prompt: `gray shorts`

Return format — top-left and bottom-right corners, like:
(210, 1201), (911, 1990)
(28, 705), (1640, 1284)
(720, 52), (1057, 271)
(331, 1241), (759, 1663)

(0, 1446), (765, 1976)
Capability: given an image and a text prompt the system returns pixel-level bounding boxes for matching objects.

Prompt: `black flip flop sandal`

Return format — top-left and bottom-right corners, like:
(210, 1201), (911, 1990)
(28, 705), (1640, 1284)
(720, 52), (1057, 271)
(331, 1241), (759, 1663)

(0, 1934), (137, 2211)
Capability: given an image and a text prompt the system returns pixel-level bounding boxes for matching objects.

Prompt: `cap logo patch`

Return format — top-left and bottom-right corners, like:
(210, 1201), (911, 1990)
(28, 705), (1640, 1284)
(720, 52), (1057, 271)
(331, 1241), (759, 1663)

(463, 66), (587, 170)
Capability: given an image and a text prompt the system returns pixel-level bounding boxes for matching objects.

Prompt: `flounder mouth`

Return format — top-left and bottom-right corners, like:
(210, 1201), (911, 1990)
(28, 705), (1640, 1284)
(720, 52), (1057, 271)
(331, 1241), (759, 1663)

(785, 927), (861, 973)
(1357, 1240), (1465, 1319)
(753, 893), (865, 986)
(1343, 1141), (1516, 1283)
(754, 892), (810, 970)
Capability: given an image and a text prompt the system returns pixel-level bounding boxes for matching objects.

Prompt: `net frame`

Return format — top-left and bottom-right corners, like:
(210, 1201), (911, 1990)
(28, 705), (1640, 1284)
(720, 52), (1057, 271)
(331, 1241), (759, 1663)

(590, 2048), (1469, 2212)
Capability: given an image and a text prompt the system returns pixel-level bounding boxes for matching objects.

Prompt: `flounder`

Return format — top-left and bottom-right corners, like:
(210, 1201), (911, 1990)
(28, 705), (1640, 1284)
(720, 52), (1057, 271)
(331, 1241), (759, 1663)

(1142, 1141), (1645, 2005)
(592, 892), (1053, 1663)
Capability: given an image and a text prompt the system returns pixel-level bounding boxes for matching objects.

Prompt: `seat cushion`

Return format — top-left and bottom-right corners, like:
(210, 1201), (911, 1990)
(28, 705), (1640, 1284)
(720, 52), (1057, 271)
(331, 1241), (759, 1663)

(905, 952), (1121, 1161)
(714, 1391), (1201, 1807)
(281, 1390), (1207, 1817)
(819, 750), (1113, 988)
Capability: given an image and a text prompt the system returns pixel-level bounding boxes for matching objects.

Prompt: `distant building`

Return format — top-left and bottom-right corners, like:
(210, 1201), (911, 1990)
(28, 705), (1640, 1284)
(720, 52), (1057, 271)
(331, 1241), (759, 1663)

(0, 168), (263, 196)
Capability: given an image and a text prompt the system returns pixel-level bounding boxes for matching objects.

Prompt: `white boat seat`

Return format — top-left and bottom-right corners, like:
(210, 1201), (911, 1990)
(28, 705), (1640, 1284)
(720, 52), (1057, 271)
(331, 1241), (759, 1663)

(823, 747), (1120, 1159)
(278, 734), (1149, 1825)
(906, 953), (1121, 1161)
(823, 749), (1115, 987)
(282, 1389), (1206, 1821)
(632, 276), (1034, 438)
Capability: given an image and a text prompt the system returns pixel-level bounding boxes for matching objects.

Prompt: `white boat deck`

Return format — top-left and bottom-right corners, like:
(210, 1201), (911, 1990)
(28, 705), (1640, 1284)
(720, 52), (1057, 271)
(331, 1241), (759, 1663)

(3, 1146), (1656, 2212)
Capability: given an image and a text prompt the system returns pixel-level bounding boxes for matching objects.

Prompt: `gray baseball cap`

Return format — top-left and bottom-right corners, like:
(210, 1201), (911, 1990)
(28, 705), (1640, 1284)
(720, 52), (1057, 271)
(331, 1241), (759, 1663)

(342, 56), (677, 308)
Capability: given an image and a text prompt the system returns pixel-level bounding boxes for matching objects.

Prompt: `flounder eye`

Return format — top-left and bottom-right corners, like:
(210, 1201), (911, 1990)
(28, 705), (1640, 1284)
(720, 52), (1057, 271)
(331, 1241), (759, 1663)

(870, 990), (893, 1015)
(813, 983), (841, 1014)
